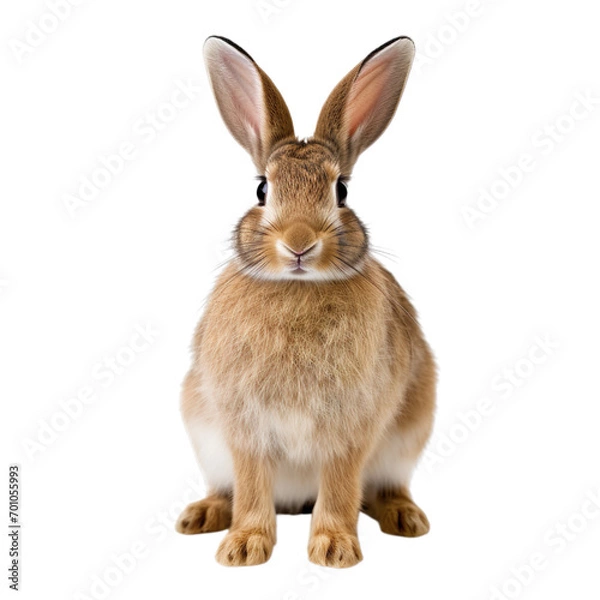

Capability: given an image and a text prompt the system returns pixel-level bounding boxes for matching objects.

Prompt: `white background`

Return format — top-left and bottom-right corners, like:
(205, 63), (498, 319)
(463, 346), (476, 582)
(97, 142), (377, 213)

(2, 0), (599, 599)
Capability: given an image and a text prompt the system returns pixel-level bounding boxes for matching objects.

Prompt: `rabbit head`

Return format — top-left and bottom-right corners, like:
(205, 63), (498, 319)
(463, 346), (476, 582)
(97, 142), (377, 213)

(203, 36), (415, 282)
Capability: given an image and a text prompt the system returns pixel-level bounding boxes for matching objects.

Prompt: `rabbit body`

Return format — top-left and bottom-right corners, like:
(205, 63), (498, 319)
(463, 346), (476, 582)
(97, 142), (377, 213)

(182, 259), (434, 512)
(176, 35), (436, 568)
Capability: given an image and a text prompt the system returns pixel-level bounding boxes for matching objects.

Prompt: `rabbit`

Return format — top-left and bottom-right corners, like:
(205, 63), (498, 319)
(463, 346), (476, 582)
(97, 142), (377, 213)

(176, 35), (436, 568)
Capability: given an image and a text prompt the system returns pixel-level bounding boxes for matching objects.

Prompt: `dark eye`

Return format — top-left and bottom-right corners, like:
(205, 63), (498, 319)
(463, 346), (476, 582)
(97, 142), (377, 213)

(257, 178), (268, 206)
(336, 179), (348, 207)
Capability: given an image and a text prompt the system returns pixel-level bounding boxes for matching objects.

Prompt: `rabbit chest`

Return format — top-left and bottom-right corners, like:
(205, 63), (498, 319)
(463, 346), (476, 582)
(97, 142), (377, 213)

(198, 270), (400, 457)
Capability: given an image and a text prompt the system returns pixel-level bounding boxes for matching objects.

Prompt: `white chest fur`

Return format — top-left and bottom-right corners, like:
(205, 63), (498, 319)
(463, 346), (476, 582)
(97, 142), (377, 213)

(187, 413), (320, 508)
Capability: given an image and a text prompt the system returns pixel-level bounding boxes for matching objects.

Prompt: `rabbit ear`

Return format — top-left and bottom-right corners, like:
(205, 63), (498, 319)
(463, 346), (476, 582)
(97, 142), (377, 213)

(203, 36), (295, 171)
(314, 37), (415, 172)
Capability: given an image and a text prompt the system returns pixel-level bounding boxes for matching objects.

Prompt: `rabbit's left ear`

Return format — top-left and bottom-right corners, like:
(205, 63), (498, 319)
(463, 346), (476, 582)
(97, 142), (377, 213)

(203, 36), (295, 172)
(314, 37), (415, 172)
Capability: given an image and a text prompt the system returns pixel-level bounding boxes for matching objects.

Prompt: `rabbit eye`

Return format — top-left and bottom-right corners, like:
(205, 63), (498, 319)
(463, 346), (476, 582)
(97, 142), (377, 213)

(336, 179), (348, 207)
(257, 178), (268, 206)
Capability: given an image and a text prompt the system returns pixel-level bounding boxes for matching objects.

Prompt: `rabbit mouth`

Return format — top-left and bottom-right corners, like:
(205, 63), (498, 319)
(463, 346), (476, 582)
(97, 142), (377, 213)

(277, 238), (321, 276)
(290, 265), (308, 275)
(288, 257), (309, 275)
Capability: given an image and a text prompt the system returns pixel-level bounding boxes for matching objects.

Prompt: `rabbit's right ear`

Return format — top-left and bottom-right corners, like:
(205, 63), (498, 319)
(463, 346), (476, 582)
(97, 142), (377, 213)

(314, 37), (415, 173)
(203, 36), (295, 172)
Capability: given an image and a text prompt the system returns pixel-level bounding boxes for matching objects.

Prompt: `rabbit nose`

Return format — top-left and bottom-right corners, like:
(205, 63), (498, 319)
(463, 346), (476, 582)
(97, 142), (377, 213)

(283, 243), (317, 258)
(281, 223), (318, 257)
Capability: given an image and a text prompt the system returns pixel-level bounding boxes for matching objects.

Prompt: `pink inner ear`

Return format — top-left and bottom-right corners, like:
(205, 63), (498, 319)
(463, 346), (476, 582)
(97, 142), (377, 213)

(220, 46), (263, 138)
(205, 39), (264, 150)
(345, 41), (411, 141)
(346, 59), (391, 138)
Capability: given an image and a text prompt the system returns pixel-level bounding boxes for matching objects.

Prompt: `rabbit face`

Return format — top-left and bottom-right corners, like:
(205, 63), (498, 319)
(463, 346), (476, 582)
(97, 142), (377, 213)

(234, 140), (368, 281)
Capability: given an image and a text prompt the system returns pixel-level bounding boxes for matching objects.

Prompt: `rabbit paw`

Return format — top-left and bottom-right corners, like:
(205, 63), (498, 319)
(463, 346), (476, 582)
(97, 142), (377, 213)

(378, 500), (430, 537)
(175, 496), (231, 534)
(308, 531), (363, 568)
(216, 529), (274, 566)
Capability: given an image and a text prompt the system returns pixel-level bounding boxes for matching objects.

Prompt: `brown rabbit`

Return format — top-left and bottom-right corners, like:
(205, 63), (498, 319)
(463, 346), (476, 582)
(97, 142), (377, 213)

(176, 35), (436, 568)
